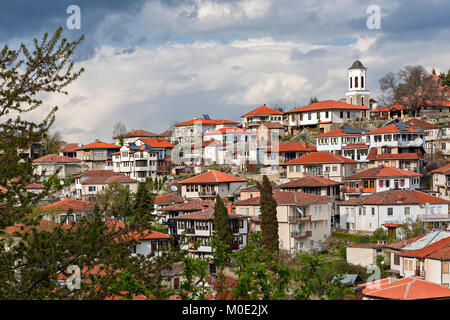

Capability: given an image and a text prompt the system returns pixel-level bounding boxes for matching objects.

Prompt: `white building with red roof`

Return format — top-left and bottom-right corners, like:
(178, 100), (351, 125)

(33, 154), (83, 180)
(342, 165), (422, 200)
(172, 115), (239, 146)
(114, 129), (161, 145)
(364, 122), (426, 172)
(240, 104), (284, 129)
(339, 189), (449, 233)
(284, 151), (358, 182)
(277, 176), (342, 200)
(59, 143), (81, 158)
(172, 205), (248, 259)
(235, 191), (334, 253)
(178, 170), (247, 200)
(41, 198), (95, 224)
(315, 125), (370, 165)
(431, 163), (450, 201)
(285, 100), (370, 135)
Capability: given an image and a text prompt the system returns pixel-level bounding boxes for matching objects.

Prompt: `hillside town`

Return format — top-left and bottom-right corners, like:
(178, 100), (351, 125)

(4, 57), (449, 301)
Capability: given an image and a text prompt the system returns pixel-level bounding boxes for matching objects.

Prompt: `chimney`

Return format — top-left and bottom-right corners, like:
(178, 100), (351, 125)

(397, 193), (402, 201)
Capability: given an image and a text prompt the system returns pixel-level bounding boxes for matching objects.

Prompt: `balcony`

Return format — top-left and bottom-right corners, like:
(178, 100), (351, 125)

(198, 190), (217, 197)
(417, 214), (450, 222)
(288, 215), (311, 223)
(290, 230), (312, 239)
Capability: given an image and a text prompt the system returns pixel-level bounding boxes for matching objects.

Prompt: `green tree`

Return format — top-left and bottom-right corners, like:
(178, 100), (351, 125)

(213, 195), (233, 251)
(96, 182), (132, 218)
(309, 97), (319, 104)
(397, 217), (432, 240)
(257, 175), (279, 257)
(42, 131), (64, 155)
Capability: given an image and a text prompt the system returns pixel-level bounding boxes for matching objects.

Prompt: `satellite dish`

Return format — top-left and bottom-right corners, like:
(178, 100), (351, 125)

(170, 185), (178, 192)
(60, 180), (65, 185)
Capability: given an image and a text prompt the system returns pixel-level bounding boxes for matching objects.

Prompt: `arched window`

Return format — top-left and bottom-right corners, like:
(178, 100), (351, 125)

(361, 76), (364, 88)
(361, 96), (365, 106)
(350, 97), (353, 104)
(355, 76), (359, 88)
(349, 77), (352, 89)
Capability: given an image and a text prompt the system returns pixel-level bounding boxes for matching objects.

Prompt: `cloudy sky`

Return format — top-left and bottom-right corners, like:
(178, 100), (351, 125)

(2, 0), (450, 144)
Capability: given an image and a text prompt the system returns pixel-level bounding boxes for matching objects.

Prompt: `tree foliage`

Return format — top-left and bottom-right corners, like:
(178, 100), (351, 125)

(257, 175), (279, 257)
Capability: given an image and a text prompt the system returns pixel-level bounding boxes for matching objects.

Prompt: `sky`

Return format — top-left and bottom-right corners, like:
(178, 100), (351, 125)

(1, 0), (450, 144)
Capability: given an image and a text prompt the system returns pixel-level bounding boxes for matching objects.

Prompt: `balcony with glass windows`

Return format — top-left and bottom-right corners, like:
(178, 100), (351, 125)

(290, 230), (312, 239)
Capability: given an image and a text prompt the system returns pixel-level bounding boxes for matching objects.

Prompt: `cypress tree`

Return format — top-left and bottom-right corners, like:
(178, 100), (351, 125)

(257, 175), (279, 255)
(213, 194), (233, 250)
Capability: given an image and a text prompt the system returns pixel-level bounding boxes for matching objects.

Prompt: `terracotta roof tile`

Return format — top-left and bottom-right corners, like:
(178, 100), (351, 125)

(344, 166), (422, 180)
(235, 191), (332, 205)
(339, 189), (449, 206)
(266, 141), (316, 153)
(431, 163), (450, 174)
(285, 151), (357, 164)
(59, 143), (80, 153)
(82, 175), (138, 184)
(241, 105), (284, 117)
(122, 129), (161, 138)
(154, 193), (184, 206)
(400, 237), (450, 259)
(175, 118), (239, 127)
(365, 123), (423, 135)
(76, 141), (120, 150)
(160, 199), (214, 211)
(179, 170), (247, 184)
(41, 198), (95, 211)
(362, 277), (450, 300)
(73, 170), (118, 178)
(404, 118), (441, 130)
(278, 176), (342, 188)
(172, 207), (244, 221)
(285, 100), (370, 113)
(33, 154), (82, 163)
(137, 138), (174, 149)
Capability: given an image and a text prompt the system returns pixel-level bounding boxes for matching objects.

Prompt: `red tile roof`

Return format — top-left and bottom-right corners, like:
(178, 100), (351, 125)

(339, 189), (449, 206)
(160, 199), (214, 212)
(431, 163), (450, 174)
(386, 234), (427, 250)
(315, 126), (362, 138)
(362, 277), (450, 300)
(341, 144), (369, 149)
(154, 193), (184, 206)
(76, 141), (120, 150)
(400, 237), (450, 260)
(123, 230), (171, 241)
(171, 207), (243, 221)
(365, 123), (424, 135)
(82, 175), (138, 184)
(278, 176), (342, 188)
(241, 105), (284, 117)
(175, 118), (239, 127)
(138, 138), (174, 149)
(41, 198), (95, 211)
(33, 154), (82, 163)
(344, 166), (422, 180)
(370, 104), (405, 113)
(266, 141), (316, 153)
(404, 118), (441, 130)
(366, 149), (424, 161)
(178, 170), (247, 184)
(122, 129), (161, 138)
(285, 151), (357, 165)
(59, 143), (80, 153)
(205, 127), (248, 135)
(235, 191), (332, 206)
(285, 100), (370, 113)
(24, 183), (45, 189)
(73, 170), (119, 178)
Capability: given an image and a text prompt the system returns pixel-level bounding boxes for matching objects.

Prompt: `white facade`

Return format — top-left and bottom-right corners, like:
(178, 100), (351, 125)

(112, 145), (158, 182)
(340, 203), (449, 232)
(288, 109), (363, 128)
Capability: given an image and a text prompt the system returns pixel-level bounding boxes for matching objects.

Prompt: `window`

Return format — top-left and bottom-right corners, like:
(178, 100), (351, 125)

(387, 208), (393, 216)
(308, 113), (311, 120)
(362, 207), (366, 216)
(340, 111), (343, 118)
(394, 254), (400, 266)
(349, 77), (352, 89)
(404, 207), (410, 215)
(88, 186), (96, 192)
(325, 111), (329, 118)
(355, 76), (358, 87)
(385, 180), (390, 188)
(361, 76), (364, 88)
(364, 181), (368, 188)
(444, 263), (449, 274)
(333, 166), (337, 171)
(361, 96), (364, 106)
(372, 207), (375, 216)
(379, 180), (383, 188)
(370, 180), (374, 188)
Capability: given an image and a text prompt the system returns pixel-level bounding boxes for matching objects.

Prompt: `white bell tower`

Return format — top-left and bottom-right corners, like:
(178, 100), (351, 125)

(346, 60), (371, 108)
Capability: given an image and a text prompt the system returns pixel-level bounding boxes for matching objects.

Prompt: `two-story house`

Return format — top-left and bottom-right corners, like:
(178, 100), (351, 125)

(315, 126), (369, 167)
(404, 118), (442, 154)
(33, 154), (83, 181)
(339, 189), (449, 233)
(115, 129), (161, 145)
(178, 170), (247, 200)
(364, 123), (426, 172)
(342, 166), (422, 200)
(235, 191), (334, 253)
(172, 206), (248, 259)
(277, 176), (342, 200)
(241, 104), (284, 130)
(431, 164), (450, 201)
(285, 100), (370, 135)
(285, 151), (358, 182)
(75, 140), (121, 171)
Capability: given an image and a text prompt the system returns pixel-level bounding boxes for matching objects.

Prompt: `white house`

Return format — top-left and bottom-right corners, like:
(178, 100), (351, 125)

(241, 104), (284, 129)
(339, 189), (449, 233)
(235, 191), (334, 254)
(431, 163), (450, 201)
(178, 170), (247, 200)
(33, 154), (83, 181)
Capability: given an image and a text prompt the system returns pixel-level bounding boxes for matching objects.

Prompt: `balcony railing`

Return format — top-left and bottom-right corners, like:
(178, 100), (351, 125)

(417, 214), (450, 221)
(198, 191), (216, 197)
(290, 230), (312, 239)
(288, 215), (311, 223)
